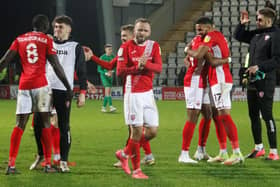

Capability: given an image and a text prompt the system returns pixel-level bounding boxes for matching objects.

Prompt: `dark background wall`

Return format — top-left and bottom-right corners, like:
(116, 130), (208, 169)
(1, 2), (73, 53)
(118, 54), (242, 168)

(0, 0), (103, 84)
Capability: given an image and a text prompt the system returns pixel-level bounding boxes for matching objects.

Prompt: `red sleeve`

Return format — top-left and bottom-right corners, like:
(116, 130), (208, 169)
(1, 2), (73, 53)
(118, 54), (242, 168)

(9, 39), (19, 51)
(116, 44), (140, 76)
(201, 34), (214, 48)
(117, 61), (139, 76)
(91, 54), (116, 70)
(46, 36), (56, 55)
(143, 43), (162, 73)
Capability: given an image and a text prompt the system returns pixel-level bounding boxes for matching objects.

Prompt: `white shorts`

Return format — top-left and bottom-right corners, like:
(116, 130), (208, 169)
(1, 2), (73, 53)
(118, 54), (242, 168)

(16, 85), (52, 114)
(184, 76), (210, 110)
(210, 83), (232, 110)
(124, 90), (159, 127)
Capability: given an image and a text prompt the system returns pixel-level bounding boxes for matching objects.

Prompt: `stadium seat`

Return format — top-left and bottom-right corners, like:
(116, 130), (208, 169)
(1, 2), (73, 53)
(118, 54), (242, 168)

(240, 1), (248, 7)
(168, 52), (177, 64)
(213, 16), (222, 26)
(230, 0), (239, 6)
(213, 1), (221, 9)
(204, 11), (213, 17)
(213, 11), (222, 17)
(222, 1), (230, 7)
(249, 0), (257, 6)
(230, 6), (239, 17)
(177, 42), (186, 57)
(222, 16), (231, 26)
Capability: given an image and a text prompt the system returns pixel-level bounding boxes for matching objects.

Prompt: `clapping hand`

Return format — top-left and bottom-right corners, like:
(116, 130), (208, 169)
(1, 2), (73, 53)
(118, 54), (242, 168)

(138, 56), (148, 70)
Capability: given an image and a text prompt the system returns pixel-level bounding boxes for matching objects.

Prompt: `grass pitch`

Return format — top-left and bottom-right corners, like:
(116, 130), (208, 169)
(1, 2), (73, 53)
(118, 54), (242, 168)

(1, 99), (280, 187)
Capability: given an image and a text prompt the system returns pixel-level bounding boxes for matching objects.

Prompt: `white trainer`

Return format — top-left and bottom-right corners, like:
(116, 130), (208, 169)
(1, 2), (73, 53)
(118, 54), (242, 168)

(110, 106), (117, 112)
(60, 161), (70, 173)
(140, 154), (155, 165)
(194, 150), (211, 161)
(29, 155), (44, 170)
(113, 161), (122, 168)
(101, 107), (107, 112)
(178, 154), (198, 164)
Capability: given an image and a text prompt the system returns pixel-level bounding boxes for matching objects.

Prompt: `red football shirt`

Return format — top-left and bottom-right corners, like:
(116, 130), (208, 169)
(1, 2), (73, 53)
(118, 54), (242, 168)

(184, 35), (208, 88)
(117, 40), (162, 93)
(9, 31), (56, 89)
(201, 30), (232, 86)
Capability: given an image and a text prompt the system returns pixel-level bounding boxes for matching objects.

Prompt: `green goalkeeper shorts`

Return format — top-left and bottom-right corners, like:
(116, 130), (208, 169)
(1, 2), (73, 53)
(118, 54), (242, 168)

(101, 75), (113, 87)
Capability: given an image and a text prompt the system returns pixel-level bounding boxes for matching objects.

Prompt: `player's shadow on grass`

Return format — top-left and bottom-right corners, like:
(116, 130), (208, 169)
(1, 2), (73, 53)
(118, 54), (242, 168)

(274, 118), (280, 122)
(260, 159), (280, 170)
(200, 164), (268, 180)
(101, 112), (121, 115)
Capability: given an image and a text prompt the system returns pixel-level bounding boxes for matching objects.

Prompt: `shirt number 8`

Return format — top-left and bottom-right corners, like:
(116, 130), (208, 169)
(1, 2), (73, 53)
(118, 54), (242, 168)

(26, 43), (39, 64)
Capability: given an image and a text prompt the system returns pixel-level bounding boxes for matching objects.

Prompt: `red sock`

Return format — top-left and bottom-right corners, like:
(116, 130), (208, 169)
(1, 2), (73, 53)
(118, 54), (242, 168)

(41, 128), (52, 166)
(124, 139), (133, 156)
(130, 139), (140, 170)
(213, 116), (227, 149)
(181, 121), (196, 151)
(140, 131), (152, 155)
(198, 118), (211, 147)
(51, 125), (60, 155)
(220, 114), (239, 149)
(8, 127), (24, 167)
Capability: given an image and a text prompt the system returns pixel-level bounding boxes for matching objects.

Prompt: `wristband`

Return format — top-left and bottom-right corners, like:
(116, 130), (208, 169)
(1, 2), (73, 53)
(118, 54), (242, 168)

(184, 46), (189, 54)
(228, 57), (232, 63)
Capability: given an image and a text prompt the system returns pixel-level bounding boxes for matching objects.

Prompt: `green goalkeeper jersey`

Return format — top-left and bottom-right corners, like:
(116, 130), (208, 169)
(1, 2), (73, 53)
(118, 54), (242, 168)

(98, 54), (115, 87)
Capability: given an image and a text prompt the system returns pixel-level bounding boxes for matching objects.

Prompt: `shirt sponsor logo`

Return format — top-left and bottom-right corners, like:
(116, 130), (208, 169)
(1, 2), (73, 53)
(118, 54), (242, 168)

(18, 36), (47, 44)
(132, 57), (152, 61)
(56, 50), (68, 55)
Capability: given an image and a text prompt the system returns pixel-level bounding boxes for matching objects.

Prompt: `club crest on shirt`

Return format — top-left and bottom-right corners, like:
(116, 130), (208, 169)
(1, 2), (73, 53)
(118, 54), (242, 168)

(204, 35), (211, 43)
(118, 48), (123, 56)
(264, 35), (270, 41)
(130, 114), (136, 121)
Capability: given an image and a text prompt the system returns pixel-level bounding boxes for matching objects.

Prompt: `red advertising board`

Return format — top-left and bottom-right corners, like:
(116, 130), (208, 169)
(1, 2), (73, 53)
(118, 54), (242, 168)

(73, 85), (105, 100)
(162, 87), (184, 100)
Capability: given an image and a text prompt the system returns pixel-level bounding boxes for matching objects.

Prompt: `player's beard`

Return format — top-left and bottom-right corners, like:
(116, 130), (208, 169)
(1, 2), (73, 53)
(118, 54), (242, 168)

(135, 35), (146, 44)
